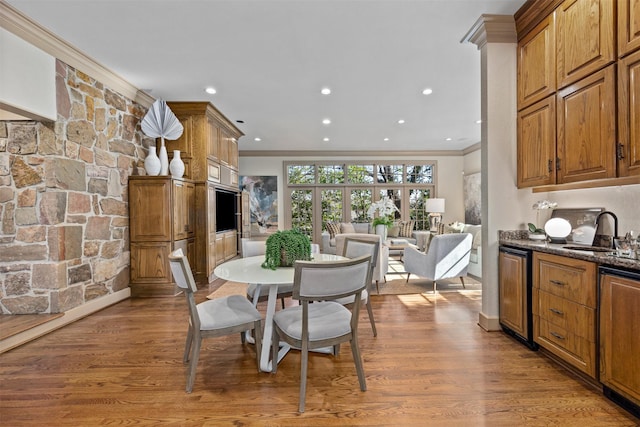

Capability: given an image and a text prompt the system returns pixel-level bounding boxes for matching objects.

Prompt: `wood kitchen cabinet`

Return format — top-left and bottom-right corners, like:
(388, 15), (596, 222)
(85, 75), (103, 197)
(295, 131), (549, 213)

(518, 13), (556, 110)
(556, 0), (615, 89)
(600, 268), (640, 408)
(129, 176), (196, 297)
(618, 0), (640, 57)
(517, 95), (557, 187)
(618, 48), (640, 177)
(499, 248), (533, 346)
(532, 252), (597, 378)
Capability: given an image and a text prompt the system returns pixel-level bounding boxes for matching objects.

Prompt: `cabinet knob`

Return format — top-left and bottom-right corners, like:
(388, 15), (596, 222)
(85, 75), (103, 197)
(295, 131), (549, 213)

(549, 308), (564, 316)
(617, 143), (625, 160)
(550, 331), (565, 340)
(550, 279), (566, 286)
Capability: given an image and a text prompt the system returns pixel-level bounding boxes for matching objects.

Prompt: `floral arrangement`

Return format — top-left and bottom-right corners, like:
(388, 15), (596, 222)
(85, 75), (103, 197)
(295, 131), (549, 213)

(367, 196), (399, 228)
(528, 200), (558, 234)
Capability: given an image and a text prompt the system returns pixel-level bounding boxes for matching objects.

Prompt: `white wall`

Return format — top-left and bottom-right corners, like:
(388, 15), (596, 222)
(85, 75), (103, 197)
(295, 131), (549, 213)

(240, 154), (467, 230)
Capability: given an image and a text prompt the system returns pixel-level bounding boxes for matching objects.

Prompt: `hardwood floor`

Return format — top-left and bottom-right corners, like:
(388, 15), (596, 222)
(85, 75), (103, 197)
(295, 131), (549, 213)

(1, 286), (638, 426)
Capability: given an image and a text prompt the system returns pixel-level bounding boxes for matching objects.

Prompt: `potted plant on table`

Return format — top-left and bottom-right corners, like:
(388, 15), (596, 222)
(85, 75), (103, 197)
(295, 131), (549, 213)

(368, 196), (399, 242)
(262, 229), (312, 270)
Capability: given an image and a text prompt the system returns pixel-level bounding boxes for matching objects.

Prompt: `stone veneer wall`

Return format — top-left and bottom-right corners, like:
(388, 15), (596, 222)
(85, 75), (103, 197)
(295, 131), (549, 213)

(0, 59), (151, 314)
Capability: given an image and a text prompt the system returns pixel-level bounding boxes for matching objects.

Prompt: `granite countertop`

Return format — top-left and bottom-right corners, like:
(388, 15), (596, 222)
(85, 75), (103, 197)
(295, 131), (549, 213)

(499, 235), (640, 272)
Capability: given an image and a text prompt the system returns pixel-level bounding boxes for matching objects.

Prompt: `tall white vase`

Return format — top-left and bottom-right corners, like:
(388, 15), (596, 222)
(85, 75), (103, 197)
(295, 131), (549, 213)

(169, 150), (185, 178)
(159, 138), (169, 176)
(375, 224), (388, 243)
(144, 145), (161, 176)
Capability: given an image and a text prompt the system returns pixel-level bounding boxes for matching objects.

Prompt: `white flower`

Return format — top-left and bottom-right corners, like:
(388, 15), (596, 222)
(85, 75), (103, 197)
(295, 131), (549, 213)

(367, 196), (399, 217)
(532, 200), (558, 210)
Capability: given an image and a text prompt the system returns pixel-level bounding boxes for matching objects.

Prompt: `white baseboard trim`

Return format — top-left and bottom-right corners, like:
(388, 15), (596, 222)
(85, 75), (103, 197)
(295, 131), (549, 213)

(477, 311), (501, 331)
(1, 288), (131, 353)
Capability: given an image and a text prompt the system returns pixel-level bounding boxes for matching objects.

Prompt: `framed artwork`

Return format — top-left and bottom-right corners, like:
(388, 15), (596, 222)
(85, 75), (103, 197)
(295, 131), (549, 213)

(464, 172), (481, 225)
(240, 175), (278, 234)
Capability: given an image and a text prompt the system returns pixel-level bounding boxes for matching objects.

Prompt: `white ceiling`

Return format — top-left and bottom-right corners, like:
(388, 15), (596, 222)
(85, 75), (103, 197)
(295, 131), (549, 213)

(7, 0), (525, 152)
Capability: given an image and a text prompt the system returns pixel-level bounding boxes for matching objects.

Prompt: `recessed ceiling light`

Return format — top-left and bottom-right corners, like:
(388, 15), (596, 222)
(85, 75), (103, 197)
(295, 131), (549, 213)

(397, 119), (405, 124)
(205, 87), (216, 94)
(383, 138), (389, 141)
(254, 137), (261, 142)
(321, 87), (331, 95)
(475, 119), (482, 124)
(445, 137), (452, 141)
(323, 137), (330, 142)
(322, 118), (331, 125)
(422, 88), (433, 95)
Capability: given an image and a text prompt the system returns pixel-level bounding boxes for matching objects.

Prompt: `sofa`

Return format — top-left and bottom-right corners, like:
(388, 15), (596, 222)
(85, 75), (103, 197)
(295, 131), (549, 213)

(435, 222), (482, 278)
(321, 221), (419, 255)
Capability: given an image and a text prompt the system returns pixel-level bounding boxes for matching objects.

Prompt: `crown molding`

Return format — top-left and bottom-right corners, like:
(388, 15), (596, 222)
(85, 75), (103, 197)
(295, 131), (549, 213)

(462, 142), (481, 155)
(239, 149), (466, 158)
(0, 1), (153, 108)
(461, 14), (517, 49)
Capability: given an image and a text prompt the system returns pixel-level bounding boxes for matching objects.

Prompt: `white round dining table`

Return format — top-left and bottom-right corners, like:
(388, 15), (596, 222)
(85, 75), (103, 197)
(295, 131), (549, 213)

(213, 253), (345, 372)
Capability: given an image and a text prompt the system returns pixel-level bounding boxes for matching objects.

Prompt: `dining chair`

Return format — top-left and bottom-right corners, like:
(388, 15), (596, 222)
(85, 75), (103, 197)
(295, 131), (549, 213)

(403, 233), (473, 293)
(336, 237), (379, 336)
(241, 238), (293, 308)
(271, 255), (371, 412)
(168, 248), (263, 393)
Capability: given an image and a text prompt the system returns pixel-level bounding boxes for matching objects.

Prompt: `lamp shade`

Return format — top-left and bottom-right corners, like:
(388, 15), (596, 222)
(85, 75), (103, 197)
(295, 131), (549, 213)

(425, 198), (445, 213)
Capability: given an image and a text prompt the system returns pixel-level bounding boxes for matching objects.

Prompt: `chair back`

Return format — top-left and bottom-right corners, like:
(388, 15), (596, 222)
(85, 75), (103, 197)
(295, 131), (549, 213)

(241, 238), (267, 258)
(427, 233), (473, 279)
(342, 237), (379, 272)
(292, 255), (371, 301)
(168, 248), (200, 330)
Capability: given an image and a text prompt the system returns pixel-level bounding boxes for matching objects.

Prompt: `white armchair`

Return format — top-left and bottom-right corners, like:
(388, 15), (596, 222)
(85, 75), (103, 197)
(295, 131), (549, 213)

(335, 233), (389, 293)
(403, 233), (473, 293)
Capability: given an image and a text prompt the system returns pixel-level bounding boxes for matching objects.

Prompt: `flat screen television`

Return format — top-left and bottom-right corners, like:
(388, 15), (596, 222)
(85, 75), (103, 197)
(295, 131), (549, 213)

(216, 190), (237, 232)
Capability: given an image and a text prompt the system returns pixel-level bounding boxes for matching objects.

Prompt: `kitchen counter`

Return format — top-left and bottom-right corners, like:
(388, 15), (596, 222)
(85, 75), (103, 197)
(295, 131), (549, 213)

(499, 237), (640, 272)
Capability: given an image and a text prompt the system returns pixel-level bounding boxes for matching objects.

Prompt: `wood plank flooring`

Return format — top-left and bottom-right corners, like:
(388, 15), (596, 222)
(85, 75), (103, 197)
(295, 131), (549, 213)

(1, 286), (638, 426)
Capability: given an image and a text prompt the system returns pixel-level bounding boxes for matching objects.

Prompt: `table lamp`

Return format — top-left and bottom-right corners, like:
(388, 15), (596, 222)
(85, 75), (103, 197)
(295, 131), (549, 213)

(425, 198), (445, 232)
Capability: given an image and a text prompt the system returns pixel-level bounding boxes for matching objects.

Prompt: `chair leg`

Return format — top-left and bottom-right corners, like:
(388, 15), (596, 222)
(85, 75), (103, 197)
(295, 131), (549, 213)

(271, 327), (279, 373)
(186, 335), (202, 393)
(406, 273), (411, 283)
(350, 336), (367, 392)
(365, 299), (377, 337)
(333, 344), (341, 356)
(299, 340), (309, 413)
(253, 319), (262, 372)
(183, 324), (193, 363)
(280, 297), (286, 309)
(375, 280), (379, 294)
(460, 276), (466, 289)
(433, 280), (437, 294)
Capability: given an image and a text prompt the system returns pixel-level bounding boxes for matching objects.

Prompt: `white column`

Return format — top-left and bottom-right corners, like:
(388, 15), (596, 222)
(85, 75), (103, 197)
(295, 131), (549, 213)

(462, 15), (519, 331)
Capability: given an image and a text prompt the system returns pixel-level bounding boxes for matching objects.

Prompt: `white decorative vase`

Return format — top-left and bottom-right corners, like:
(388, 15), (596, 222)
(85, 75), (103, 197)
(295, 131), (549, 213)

(375, 224), (388, 242)
(144, 145), (161, 176)
(169, 150), (185, 178)
(159, 138), (169, 176)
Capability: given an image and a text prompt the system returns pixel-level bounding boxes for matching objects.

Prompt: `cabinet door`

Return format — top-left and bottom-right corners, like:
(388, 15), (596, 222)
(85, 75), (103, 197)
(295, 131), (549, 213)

(556, 0), (615, 89)
(170, 114), (193, 158)
(618, 0), (640, 57)
(499, 251), (528, 338)
(557, 65), (616, 183)
(518, 13), (556, 109)
(618, 49), (640, 177)
(129, 178), (172, 241)
(218, 129), (230, 165)
(517, 95), (557, 187)
(206, 117), (219, 160)
(173, 180), (194, 240)
(207, 183), (217, 276)
(600, 273), (640, 405)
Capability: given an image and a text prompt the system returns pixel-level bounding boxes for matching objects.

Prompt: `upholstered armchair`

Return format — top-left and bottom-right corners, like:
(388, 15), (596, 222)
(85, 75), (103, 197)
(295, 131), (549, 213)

(403, 233), (473, 293)
(335, 233), (389, 292)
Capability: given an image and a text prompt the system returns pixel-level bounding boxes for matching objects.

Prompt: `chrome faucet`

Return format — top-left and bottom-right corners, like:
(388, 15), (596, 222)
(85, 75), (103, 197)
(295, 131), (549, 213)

(595, 211), (618, 248)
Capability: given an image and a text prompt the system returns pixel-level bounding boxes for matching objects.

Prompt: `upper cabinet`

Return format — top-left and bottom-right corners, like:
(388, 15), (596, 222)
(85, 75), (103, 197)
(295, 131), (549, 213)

(556, 0), (615, 89)
(618, 0), (640, 57)
(516, 0), (640, 189)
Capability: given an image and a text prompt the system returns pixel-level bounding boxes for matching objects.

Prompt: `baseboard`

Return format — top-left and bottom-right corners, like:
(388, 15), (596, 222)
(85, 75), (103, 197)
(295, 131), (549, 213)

(478, 312), (501, 331)
(0, 288), (131, 353)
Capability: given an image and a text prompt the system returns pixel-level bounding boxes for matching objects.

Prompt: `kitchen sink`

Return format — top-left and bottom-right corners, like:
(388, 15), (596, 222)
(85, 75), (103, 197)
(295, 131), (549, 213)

(563, 245), (611, 252)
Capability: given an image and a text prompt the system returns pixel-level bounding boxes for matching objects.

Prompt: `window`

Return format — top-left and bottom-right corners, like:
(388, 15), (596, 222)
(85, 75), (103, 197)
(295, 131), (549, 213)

(288, 164), (315, 184)
(347, 164), (374, 184)
(408, 188), (431, 230)
(377, 164), (403, 183)
(290, 189), (313, 236)
(350, 188), (373, 222)
(318, 164), (345, 184)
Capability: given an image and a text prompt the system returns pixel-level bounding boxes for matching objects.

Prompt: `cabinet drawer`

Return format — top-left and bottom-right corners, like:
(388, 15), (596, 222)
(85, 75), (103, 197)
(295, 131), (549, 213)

(538, 290), (595, 339)
(536, 317), (597, 378)
(533, 252), (596, 307)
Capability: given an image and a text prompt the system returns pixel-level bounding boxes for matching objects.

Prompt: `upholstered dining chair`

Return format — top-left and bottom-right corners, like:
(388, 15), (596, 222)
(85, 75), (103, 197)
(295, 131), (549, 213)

(271, 255), (371, 412)
(403, 233), (473, 294)
(336, 237), (379, 336)
(241, 238), (293, 308)
(168, 248), (263, 393)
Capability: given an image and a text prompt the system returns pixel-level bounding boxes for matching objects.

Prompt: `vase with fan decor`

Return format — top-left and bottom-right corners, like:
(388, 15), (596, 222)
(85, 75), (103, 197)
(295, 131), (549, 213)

(141, 99), (184, 176)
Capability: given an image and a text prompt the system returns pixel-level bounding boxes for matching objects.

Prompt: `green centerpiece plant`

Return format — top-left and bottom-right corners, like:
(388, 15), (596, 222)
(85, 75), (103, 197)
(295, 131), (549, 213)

(262, 229), (312, 270)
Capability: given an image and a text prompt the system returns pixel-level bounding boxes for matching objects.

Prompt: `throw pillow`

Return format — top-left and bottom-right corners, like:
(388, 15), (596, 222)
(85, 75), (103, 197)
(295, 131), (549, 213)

(398, 220), (415, 237)
(325, 222), (341, 239)
(437, 222), (446, 235)
(387, 225), (400, 238)
(340, 222), (356, 234)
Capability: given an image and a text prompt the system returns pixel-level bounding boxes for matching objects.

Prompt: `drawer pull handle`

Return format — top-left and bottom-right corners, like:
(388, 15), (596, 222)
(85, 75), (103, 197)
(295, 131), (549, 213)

(550, 331), (565, 340)
(550, 280), (565, 286)
(549, 308), (564, 315)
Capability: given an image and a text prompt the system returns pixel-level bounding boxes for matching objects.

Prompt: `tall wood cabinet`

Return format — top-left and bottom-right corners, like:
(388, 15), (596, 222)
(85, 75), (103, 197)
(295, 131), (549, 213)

(532, 252), (597, 379)
(599, 268), (640, 408)
(129, 176), (195, 297)
(516, 0), (640, 188)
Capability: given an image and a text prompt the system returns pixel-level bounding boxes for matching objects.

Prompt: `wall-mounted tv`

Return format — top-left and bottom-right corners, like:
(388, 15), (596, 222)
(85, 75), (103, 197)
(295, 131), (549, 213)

(216, 190), (237, 232)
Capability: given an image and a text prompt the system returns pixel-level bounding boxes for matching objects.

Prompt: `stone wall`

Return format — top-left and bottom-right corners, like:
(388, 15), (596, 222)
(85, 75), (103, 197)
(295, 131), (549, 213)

(0, 59), (151, 314)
